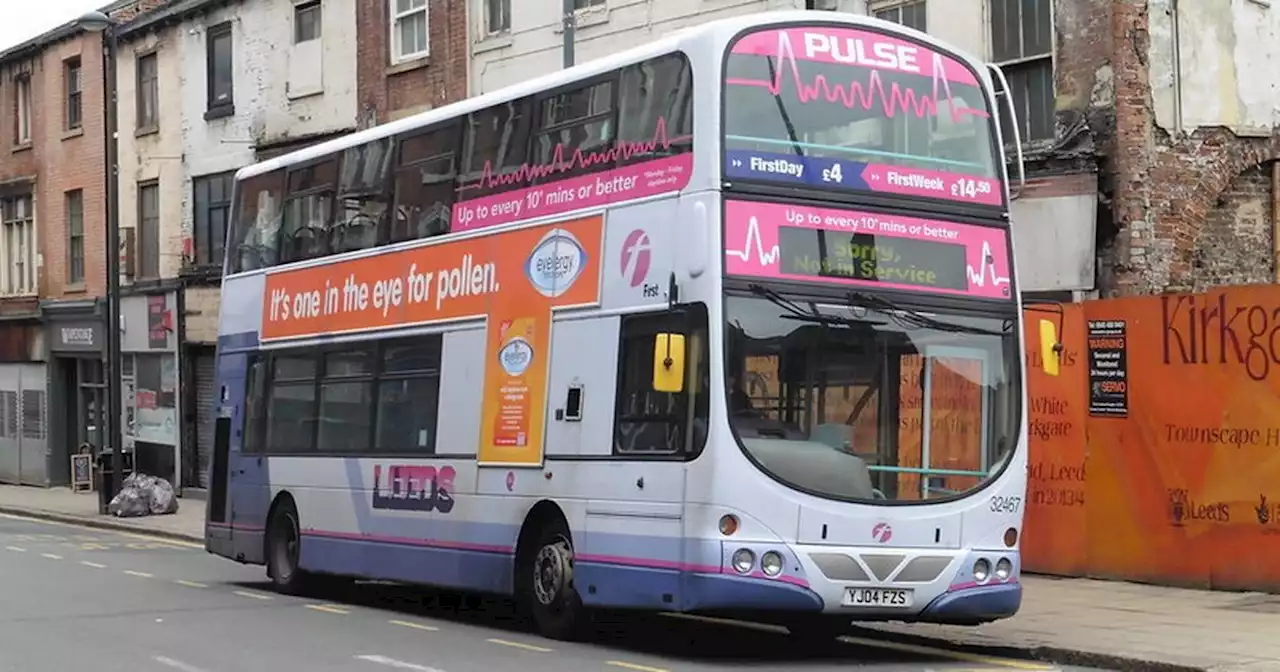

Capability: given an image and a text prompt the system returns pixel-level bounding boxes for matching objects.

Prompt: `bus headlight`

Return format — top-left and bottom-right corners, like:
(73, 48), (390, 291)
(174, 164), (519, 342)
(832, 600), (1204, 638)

(731, 548), (755, 574)
(972, 558), (991, 582)
(995, 557), (1013, 580)
(760, 551), (784, 577)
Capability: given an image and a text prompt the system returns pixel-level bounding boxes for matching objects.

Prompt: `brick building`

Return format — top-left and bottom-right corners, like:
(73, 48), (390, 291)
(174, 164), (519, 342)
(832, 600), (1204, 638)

(355, 0), (468, 125)
(0, 14), (120, 487)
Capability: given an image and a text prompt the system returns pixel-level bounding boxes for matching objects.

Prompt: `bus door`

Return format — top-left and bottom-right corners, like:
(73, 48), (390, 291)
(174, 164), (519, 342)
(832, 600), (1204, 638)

(221, 351), (269, 563)
(918, 345), (990, 499)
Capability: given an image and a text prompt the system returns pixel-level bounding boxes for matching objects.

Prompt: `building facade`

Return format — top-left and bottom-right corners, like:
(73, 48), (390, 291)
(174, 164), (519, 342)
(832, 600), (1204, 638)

(112, 0), (363, 491)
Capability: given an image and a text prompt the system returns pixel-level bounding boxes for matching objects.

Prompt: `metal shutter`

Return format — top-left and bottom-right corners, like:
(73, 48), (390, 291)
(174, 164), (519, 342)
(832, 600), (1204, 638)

(195, 351), (217, 489)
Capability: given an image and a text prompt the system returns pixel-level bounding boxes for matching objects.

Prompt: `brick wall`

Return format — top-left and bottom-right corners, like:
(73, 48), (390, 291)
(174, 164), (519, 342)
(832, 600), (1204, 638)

(1089, 0), (1280, 296)
(37, 31), (109, 300)
(355, 0), (468, 126)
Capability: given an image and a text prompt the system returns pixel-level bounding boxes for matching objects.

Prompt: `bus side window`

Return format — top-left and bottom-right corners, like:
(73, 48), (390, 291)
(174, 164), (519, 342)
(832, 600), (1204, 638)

(616, 53), (694, 167)
(333, 139), (393, 255)
(612, 304), (709, 457)
(280, 159), (338, 264)
(390, 125), (458, 244)
(231, 170), (284, 273)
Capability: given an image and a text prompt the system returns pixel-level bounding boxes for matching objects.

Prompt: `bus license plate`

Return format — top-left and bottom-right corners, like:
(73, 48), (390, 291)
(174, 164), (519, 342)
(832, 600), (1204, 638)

(844, 588), (913, 608)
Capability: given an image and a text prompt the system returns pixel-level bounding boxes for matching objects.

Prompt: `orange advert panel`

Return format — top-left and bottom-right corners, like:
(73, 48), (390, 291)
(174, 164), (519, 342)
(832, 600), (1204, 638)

(260, 217), (604, 341)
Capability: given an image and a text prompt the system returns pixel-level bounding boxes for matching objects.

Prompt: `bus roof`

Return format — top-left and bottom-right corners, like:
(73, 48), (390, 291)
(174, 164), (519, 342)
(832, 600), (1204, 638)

(235, 10), (992, 183)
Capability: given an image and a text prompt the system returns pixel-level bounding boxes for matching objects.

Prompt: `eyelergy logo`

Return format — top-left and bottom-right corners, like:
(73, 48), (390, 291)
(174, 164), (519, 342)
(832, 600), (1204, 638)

(498, 336), (534, 376)
(525, 228), (588, 298)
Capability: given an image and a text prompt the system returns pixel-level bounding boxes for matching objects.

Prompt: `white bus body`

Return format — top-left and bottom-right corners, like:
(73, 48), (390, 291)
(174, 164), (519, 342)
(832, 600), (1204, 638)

(205, 10), (1050, 640)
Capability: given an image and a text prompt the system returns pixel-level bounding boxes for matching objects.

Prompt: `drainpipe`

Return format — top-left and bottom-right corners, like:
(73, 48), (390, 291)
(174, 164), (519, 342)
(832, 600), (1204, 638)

(1171, 0), (1184, 136)
(1273, 162), (1280, 283)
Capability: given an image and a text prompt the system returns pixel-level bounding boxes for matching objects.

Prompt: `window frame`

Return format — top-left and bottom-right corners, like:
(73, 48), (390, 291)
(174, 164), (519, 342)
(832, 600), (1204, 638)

(390, 0), (429, 64)
(871, 0), (927, 32)
(192, 171), (237, 269)
(294, 0), (322, 44)
(0, 194), (35, 296)
(242, 334), (446, 457)
(610, 302), (710, 460)
(205, 22), (235, 117)
(528, 75), (619, 185)
(136, 51), (160, 132)
(66, 190), (85, 284)
(989, 0), (1054, 144)
(14, 74), (31, 145)
(484, 0), (511, 35)
(64, 58), (83, 131)
(136, 180), (161, 278)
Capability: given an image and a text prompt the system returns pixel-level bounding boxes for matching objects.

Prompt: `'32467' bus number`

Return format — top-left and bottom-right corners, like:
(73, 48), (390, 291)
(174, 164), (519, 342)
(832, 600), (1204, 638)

(989, 496), (1022, 514)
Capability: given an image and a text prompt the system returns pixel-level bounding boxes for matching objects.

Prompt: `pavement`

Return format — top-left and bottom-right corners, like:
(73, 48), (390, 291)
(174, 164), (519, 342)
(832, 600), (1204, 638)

(0, 485), (1276, 672)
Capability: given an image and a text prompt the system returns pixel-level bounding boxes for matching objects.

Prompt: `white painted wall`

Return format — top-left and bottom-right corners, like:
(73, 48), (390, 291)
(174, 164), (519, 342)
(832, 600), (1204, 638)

(469, 0), (993, 94)
(168, 0), (359, 339)
(180, 0), (360, 184)
(1148, 0), (1279, 136)
(116, 29), (187, 280)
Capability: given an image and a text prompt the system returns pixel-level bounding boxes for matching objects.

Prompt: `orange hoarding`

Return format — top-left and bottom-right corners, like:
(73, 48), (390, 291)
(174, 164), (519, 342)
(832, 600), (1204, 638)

(260, 216), (604, 467)
(1021, 286), (1280, 591)
(261, 216), (604, 341)
(1021, 303), (1087, 576)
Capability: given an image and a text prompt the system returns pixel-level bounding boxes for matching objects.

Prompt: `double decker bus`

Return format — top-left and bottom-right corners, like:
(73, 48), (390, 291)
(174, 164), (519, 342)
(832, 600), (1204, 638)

(205, 10), (1059, 640)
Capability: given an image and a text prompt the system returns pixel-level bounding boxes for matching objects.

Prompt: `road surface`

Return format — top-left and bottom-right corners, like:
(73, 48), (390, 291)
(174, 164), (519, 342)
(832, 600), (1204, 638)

(0, 512), (1104, 672)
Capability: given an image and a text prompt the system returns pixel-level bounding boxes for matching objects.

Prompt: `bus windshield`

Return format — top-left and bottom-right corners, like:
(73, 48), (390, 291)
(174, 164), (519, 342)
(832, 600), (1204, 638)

(723, 24), (1002, 207)
(723, 291), (1020, 503)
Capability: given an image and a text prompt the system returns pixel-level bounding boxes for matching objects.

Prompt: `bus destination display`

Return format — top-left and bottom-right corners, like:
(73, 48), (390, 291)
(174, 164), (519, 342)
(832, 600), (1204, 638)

(776, 225), (968, 291)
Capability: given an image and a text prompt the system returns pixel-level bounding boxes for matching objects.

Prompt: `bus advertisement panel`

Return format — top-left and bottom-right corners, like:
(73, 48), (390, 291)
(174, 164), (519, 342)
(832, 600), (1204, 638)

(722, 25), (1003, 207)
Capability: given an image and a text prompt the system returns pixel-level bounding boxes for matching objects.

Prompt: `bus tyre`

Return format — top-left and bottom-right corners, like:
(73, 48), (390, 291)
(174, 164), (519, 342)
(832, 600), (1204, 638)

(523, 521), (585, 640)
(266, 501), (309, 595)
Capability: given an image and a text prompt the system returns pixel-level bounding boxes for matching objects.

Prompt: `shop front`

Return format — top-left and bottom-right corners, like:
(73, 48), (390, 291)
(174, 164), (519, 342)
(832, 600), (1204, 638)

(120, 290), (183, 491)
(44, 299), (106, 488)
(0, 318), (47, 486)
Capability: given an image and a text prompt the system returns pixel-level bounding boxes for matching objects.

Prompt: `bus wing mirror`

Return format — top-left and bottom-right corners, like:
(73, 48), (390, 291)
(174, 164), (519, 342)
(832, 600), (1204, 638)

(1038, 319), (1061, 377)
(652, 333), (687, 393)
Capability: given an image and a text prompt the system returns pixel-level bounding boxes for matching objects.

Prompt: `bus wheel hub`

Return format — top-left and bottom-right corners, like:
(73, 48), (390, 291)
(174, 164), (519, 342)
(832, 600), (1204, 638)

(533, 540), (573, 607)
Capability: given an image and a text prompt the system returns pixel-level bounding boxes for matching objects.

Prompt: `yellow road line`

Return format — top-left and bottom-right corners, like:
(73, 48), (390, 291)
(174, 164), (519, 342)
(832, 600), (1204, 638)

(233, 590), (273, 600)
(123, 570), (154, 578)
(607, 661), (670, 672)
(5, 546), (26, 552)
(80, 561), (107, 569)
(388, 619), (439, 632)
(40, 553), (62, 560)
(485, 638), (552, 653)
(660, 614), (1052, 670)
(174, 580), (208, 588)
(305, 604), (351, 615)
(839, 635), (1056, 670)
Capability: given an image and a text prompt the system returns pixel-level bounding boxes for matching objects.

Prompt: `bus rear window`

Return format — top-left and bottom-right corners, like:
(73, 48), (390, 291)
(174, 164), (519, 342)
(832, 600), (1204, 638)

(723, 26), (1002, 207)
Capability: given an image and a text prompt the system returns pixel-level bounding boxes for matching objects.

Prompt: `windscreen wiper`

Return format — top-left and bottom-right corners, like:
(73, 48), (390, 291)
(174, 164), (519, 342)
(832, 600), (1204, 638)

(846, 291), (1009, 336)
(748, 284), (865, 327)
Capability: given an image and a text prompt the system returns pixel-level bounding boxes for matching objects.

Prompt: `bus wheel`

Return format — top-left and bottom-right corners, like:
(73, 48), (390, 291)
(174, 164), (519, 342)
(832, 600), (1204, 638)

(266, 501), (309, 594)
(523, 520), (585, 640)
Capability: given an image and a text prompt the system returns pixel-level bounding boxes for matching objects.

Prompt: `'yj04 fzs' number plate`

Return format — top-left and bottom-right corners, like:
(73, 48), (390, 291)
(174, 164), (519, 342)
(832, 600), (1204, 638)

(843, 588), (914, 607)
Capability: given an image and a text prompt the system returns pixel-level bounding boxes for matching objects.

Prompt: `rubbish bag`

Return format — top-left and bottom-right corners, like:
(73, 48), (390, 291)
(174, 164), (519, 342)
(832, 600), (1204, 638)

(107, 472), (180, 517)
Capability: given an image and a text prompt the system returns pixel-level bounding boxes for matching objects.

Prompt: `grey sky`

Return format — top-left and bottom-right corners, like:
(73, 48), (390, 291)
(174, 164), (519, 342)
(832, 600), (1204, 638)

(0, 0), (107, 52)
